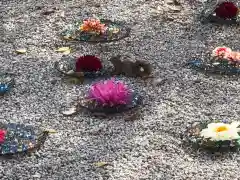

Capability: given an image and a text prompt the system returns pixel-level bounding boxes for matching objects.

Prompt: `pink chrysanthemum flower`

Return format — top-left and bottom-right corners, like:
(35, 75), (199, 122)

(212, 47), (232, 60)
(88, 79), (132, 107)
(228, 51), (240, 64)
(212, 47), (240, 65)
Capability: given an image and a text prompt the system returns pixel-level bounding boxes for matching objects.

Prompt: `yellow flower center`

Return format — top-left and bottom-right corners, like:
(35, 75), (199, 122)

(215, 126), (228, 133)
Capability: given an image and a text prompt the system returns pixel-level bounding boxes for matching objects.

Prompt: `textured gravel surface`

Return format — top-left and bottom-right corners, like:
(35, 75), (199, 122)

(1, 0), (240, 179)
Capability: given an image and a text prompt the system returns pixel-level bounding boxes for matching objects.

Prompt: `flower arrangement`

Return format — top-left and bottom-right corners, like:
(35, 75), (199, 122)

(186, 120), (240, 152)
(87, 78), (132, 107)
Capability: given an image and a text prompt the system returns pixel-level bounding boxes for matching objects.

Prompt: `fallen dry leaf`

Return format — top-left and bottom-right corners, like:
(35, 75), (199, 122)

(44, 129), (57, 134)
(55, 47), (71, 55)
(16, 49), (27, 54)
(55, 47), (70, 51)
(65, 77), (84, 84)
(60, 11), (65, 17)
(66, 70), (75, 75)
(94, 162), (109, 167)
(61, 107), (77, 116)
(63, 50), (71, 55)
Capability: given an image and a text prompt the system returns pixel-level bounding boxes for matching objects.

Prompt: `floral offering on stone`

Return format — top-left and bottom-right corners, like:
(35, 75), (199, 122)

(212, 47), (240, 65)
(186, 120), (240, 152)
(61, 78), (142, 117)
(60, 18), (130, 43)
(55, 55), (107, 82)
(187, 47), (240, 75)
(61, 78), (143, 116)
(83, 78), (142, 114)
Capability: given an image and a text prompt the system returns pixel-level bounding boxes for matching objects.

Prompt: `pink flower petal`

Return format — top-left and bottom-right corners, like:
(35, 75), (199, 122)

(88, 79), (132, 106)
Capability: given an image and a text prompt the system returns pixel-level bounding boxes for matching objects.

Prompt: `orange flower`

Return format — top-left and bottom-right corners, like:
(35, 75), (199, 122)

(212, 47), (232, 59)
(80, 19), (106, 34)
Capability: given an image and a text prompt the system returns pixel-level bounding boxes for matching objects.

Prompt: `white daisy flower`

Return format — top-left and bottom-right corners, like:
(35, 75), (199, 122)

(200, 121), (240, 141)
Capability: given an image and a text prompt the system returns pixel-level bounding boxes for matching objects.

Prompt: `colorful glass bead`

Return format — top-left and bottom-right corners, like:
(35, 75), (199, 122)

(17, 144), (22, 152)
(188, 59), (203, 68)
(222, 120), (228, 123)
(2, 144), (10, 154)
(10, 143), (18, 153)
(79, 34), (91, 41)
(22, 144), (28, 151)
(187, 58), (240, 75)
(0, 84), (9, 94)
(7, 123), (17, 130)
(28, 141), (35, 149)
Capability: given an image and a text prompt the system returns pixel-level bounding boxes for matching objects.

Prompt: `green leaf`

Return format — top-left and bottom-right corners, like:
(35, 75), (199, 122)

(61, 107), (77, 116)
(236, 139), (240, 146)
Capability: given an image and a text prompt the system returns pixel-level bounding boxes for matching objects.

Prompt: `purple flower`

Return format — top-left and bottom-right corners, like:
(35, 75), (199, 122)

(88, 78), (132, 107)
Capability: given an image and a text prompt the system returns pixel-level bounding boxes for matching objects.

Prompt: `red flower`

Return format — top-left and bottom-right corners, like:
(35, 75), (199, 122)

(75, 55), (103, 72)
(215, 2), (239, 19)
(0, 130), (6, 144)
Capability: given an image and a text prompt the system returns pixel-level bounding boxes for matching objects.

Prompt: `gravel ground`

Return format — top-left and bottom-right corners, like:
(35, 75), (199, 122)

(1, 0), (240, 179)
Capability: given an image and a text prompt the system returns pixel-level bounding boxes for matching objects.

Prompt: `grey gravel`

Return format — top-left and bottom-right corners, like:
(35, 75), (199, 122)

(1, 0), (240, 179)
